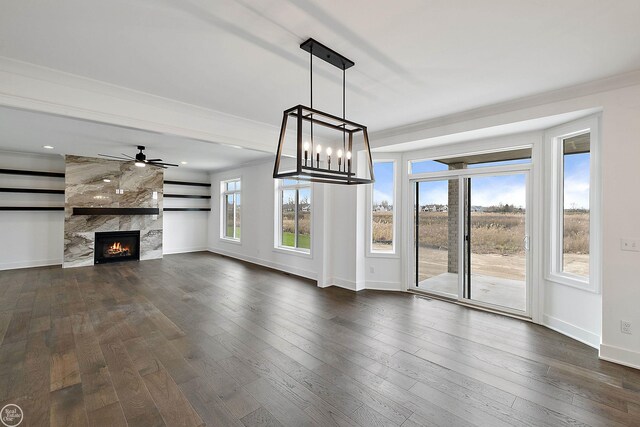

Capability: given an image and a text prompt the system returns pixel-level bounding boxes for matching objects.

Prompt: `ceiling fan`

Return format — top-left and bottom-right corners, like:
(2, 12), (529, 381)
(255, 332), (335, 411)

(98, 145), (178, 168)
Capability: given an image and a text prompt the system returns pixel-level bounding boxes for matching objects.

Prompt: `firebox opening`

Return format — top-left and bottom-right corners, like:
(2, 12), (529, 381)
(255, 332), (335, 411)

(95, 230), (140, 264)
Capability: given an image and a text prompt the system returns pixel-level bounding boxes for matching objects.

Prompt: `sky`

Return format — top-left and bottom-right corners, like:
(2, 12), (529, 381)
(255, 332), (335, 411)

(373, 161), (394, 205)
(374, 154), (590, 209)
(410, 155), (590, 209)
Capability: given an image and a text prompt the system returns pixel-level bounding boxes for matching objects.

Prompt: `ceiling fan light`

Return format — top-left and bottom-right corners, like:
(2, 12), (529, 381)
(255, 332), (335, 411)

(135, 161), (146, 168)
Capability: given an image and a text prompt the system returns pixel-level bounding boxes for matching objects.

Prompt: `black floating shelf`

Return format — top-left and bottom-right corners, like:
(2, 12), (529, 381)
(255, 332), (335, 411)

(72, 207), (159, 216)
(0, 206), (64, 211)
(163, 208), (211, 212)
(164, 180), (211, 187)
(0, 168), (65, 178)
(164, 194), (211, 199)
(0, 187), (64, 194)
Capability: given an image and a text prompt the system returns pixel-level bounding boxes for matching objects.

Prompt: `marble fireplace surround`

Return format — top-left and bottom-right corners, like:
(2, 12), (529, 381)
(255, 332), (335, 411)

(63, 155), (163, 268)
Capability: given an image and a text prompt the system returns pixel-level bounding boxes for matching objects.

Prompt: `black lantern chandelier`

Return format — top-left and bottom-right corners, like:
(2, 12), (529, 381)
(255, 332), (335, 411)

(273, 38), (375, 185)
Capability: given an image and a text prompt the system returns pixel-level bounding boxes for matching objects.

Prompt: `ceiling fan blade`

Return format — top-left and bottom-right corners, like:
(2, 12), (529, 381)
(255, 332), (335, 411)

(150, 161), (179, 167)
(148, 163), (168, 169)
(99, 154), (129, 160)
(146, 158), (163, 162)
(120, 153), (136, 160)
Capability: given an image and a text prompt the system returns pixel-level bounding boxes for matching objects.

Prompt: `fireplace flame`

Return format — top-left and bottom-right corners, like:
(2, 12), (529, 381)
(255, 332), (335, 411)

(106, 241), (130, 256)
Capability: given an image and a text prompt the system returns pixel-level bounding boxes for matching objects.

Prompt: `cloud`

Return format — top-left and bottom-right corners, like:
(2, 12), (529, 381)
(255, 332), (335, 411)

(373, 189), (392, 204)
(564, 176), (589, 209)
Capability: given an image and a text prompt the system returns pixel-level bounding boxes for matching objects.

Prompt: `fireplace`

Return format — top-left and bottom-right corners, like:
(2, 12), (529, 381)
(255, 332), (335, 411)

(94, 230), (140, 264)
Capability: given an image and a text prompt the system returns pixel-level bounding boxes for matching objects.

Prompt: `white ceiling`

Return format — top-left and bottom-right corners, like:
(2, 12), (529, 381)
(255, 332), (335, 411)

(0, 106), (271, 171)
(1, 0), (639, 166)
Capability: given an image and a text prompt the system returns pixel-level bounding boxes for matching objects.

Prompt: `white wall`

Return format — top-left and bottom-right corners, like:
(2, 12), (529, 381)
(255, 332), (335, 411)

(208, 160), (330, 283)
(0, 151), (65, 269)
(163, 168), (210, 254)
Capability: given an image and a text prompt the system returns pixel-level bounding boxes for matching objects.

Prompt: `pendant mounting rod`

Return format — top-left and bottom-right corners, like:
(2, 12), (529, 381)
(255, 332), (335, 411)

(300, 38), (355, 70)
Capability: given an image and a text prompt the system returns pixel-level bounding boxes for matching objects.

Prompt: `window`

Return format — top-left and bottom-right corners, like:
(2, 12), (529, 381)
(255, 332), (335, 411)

(221, 179), (241, 241)
(277, 179), (311, 252)
(560, 133), (590, 278)
(371, 161), (395, 253)
(547, 116), (599, 291)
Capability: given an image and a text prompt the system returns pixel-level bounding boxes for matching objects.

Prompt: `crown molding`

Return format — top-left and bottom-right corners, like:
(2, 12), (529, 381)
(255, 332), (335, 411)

(371, 68), (640, 148)
(0, 56), (279, 153)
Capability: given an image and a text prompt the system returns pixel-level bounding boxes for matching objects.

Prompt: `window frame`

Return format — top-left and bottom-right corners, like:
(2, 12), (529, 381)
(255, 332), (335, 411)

(220, 178), (241, 242)
(275, 179), (312, 255)
(368, 159), (398, 257)
(546, 115), (601, 293)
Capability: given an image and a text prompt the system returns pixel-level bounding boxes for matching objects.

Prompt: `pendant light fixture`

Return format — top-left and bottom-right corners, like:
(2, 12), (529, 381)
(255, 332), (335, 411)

(273, 38), (375, 185)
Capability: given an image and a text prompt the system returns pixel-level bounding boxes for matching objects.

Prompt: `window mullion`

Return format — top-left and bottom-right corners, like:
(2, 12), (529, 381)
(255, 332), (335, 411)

(294, 189), (299, 248)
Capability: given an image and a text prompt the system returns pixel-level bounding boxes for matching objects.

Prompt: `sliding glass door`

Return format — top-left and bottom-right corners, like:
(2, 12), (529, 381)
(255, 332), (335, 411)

(414, 178), (460, 299)
(463, 173), (529, 312)
(412, 169), (530, 316)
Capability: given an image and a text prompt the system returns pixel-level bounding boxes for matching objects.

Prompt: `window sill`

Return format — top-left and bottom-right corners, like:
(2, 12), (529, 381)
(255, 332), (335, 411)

(546, 272), (598, 293)
(367, 250), (399, 259)
(273, 246), (312, 259)
(220, 237), (241, 245)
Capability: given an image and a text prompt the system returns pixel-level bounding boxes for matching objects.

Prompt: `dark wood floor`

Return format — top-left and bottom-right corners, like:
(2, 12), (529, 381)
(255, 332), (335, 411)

(1, 252), (639, 427)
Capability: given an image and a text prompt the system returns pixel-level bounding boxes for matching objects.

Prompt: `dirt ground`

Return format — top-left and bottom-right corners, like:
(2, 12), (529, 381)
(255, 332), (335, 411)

(417, 248), (589, 282)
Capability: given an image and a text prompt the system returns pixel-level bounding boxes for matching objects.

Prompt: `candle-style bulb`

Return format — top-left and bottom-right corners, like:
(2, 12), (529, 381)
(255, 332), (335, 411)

(303, 141), (309, 167)
(337, 149), (343, 158)
(326, 147), (332, 156)
(316, 145), (322, 153)
(346, 151), (352, 160)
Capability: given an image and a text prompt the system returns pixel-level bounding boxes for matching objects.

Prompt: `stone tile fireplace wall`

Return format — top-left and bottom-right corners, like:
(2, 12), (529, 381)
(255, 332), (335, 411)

(63, 155), (163, 268)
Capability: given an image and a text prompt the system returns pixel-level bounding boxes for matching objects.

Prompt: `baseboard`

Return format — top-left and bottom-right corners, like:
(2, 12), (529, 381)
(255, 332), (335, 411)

(600, 344), (640, 370)
(207, 247), (317, 281)
(163, 246), (208, 255)
(366, 280), (403, 291)
(0, 258), (62, 271)
(326, 276), (362, 292)
(542, 313), (600, 349)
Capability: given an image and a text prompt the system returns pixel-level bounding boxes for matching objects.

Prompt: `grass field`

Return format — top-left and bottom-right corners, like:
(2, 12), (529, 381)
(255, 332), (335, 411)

(374, 211), (589, 255)
(281, 212), (311, 250)
(374, 210), (589, 278)
(281, 232), (311, 249)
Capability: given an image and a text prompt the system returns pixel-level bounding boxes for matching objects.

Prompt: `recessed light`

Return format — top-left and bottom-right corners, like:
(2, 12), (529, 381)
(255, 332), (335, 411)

(181, 161), (188, 165)
(43, 145), (54, 149)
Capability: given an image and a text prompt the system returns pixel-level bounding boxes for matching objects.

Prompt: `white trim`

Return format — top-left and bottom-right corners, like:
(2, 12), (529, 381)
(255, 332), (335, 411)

(272, 246), (313, 259)
(544, 115), (601, 293)
(599, 344), (640, 370)
(326, 276), (364, 292)
(207, 247), (316, 281)
(542, 314), (600, 349)
(220, 177), (242, 242)
(162, 247), (208, 255)
(274, 179), (312, 255)
(365, 280), (403, 291)
(367, 158), (399, 257)
(0, 258), (62, 271)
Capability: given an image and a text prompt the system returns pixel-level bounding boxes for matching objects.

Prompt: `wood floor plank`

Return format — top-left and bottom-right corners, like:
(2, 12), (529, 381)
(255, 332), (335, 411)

(100, 338), (166, 426)
(86, 401), (127, 427)
(49, 383), (89, 427)
(50, 349), (81, 391)
(240, 407), (284, 427)
(0, 252), (638, 427)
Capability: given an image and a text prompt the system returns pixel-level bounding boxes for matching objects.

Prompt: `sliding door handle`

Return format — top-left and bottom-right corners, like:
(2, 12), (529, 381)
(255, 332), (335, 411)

(523, 235), (530, 251)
